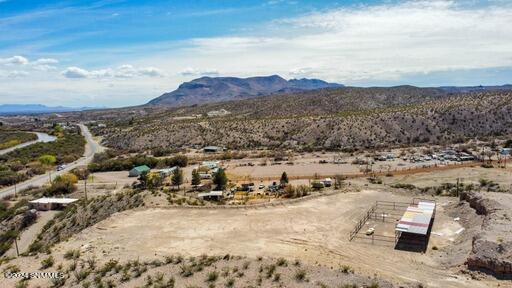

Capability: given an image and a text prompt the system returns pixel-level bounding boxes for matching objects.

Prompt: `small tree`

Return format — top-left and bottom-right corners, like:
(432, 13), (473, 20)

(171, 167), (184, 189)
(334, 174), (346, 189)
(148, 173), (164, 190)
(212, 168), (228, 190)
(45, 173), (78, 196)
(38, 154), (56, 166)
(280, 172), (289, 185)
(138, 171), (149, 189)
(191, 169), (201, 186)
(72, 167), (90, 180)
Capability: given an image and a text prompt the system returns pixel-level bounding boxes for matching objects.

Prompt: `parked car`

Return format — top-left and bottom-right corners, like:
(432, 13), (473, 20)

(57, 164), (66, 171)
(259, 184), (265, 189)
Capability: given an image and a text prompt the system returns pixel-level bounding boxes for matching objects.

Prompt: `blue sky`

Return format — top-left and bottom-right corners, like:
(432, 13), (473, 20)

(1, 0), (512, 107)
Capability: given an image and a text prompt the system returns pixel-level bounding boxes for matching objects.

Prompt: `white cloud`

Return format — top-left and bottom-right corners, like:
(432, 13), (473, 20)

(139, 67), (164, 77)
(61, 65), (164, 79)
(0, 55), (29, 65)
(33, 58), (59, 65)
(32, 64), (57, 71)
(172, 1), (512, 82)
(7, 70), (29, 78)
(289, 67), (317, 77)
(61, 66), (89, 78)
(180, 67), (219, 77)
(3, 1), (512, 106)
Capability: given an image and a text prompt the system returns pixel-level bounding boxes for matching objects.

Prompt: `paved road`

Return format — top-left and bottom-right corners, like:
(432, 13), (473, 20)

(0, 124), (104, 199)
(0, 132), (56, 155)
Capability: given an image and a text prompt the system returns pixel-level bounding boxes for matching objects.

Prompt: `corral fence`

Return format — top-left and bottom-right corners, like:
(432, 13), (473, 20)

(348, 200), (410, 242)
(349, 204), (376, 241)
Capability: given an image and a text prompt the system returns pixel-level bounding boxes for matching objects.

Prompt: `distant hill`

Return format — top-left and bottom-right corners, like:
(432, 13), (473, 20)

(147, 75), (343, 107)
(0, 104), (103, 115)
(439, 84), (512, 93)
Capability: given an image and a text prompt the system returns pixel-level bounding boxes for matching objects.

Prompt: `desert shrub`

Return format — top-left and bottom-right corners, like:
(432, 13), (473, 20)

(0, 132), (37, 149)
(88, 153), (188, 172)
(45, 174), (77, 196)
(41, 256), (55, 269)
(64, 249), (80, 260)
(0, 131), (84, 188)
(391, 183), (416, 190)
(206, 271), (218, 282)
(265, 264), (276, 279)
(341, 265), (353, 273)
(294, 269), (307, 282)
(367, 177), (382, 184)
(225, 278), (235, 287)
(276, 258), (287, 267)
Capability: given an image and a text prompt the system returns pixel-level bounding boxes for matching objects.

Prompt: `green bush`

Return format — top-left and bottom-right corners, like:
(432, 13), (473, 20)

(88, 153), (188, 172)
(41, 256), (55, 269)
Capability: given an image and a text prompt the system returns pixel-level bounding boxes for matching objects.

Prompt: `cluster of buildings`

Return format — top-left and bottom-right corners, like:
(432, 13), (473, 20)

(128, 165), (178, 177)
(206, 109), (230, 117)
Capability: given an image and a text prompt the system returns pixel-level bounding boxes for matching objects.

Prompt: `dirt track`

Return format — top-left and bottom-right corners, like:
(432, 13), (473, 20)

(54, 190), (491, 288)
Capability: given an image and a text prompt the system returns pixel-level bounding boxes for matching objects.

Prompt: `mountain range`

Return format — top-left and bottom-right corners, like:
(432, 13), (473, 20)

(147, 75), (343, 107)
(0, 104), (103, 115)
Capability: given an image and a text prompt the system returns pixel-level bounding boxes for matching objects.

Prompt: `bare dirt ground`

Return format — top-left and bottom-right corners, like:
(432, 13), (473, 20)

(224, 153), (472, 182)
(5, 211), (58, 258)
(48, 189), (494, 288)
(383, 166), (512, 189)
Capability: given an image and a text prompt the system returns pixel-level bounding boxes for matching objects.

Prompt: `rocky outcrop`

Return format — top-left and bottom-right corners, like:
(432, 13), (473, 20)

(459, 192), (501, 216)
(459, 191), (512, 278)
(0, 208), (37, 234)
(467, 237), (512, 275)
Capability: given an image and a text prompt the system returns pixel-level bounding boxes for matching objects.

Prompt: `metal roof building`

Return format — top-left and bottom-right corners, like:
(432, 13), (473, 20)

(395, 199), (436, 252)
(129, 165), (151, 177)
(29, 197), (78, 211)
(197, 191), (224, 201)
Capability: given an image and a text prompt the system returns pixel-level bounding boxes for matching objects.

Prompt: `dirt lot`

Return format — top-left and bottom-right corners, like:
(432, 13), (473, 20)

(49, 189), (494, 288)
(383, 166), (512, 189)
(223, 153), (469, 181)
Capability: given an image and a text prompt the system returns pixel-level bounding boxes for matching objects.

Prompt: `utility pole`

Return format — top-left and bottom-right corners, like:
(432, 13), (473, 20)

(456, 177), (462, 197)
(84, 177), (87, 201)
(48, 170), (52, 183)
(14, 237), (19, 257)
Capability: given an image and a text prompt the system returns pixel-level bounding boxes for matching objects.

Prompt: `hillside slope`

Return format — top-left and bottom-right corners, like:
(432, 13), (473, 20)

(147, 75), (342, 107)
(95, 87), (512, 151)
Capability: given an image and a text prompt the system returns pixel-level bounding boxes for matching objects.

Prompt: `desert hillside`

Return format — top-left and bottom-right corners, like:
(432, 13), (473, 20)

(90, 87), (512, 151)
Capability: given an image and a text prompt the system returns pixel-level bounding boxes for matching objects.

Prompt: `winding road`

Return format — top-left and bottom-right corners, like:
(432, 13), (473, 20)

(0, 132), (56, 156)
(0, 124), (104, 199)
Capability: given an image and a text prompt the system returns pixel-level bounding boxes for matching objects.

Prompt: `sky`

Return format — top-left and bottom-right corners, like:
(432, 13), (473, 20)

(0, 0), (512, 107)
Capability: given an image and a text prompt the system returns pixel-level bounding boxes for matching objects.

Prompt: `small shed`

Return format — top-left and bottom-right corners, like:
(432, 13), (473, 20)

(129, 165), (151, 177)
(201, 161), (220, 169)
(198, 191), (224, 201)
(203, 146), (223, 153)
(157, 166), (177, 177)
(199, 173), (212, 179)
(29, 197), (78, 211)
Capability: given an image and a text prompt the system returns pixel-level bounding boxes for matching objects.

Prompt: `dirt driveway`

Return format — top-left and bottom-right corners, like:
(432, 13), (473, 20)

(54, 190), (488, 288)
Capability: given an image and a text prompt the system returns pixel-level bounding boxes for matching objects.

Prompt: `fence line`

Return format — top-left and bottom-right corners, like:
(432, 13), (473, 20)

(230, 161), (478, 182)
(349, 204), (376, 241)
(143, 189), (347, 211)
(349, 200), (410, 242)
